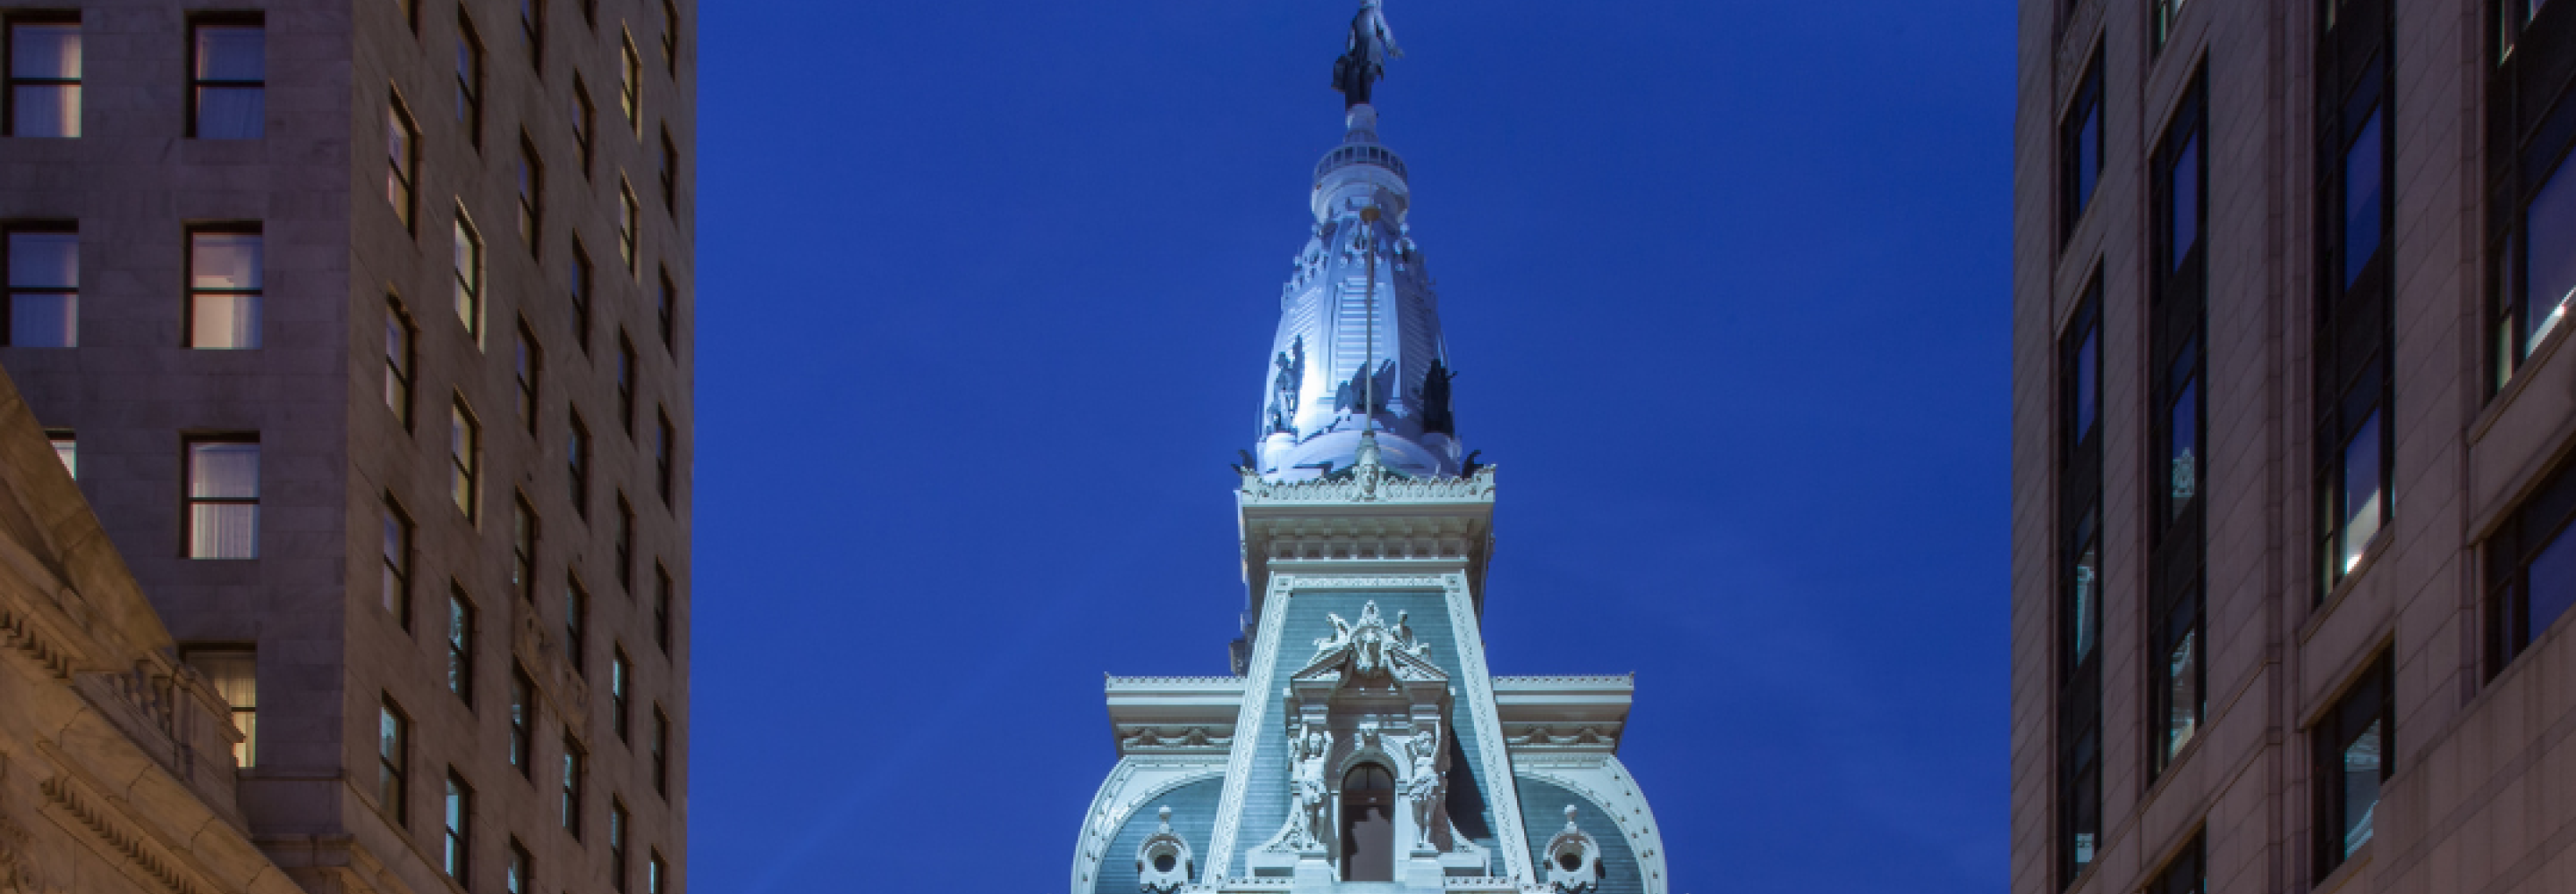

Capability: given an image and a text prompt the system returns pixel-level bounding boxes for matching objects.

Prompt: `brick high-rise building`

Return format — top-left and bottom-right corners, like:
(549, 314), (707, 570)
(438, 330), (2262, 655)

(2012, 2), (2574, 894)
(0, 0), (692, 891)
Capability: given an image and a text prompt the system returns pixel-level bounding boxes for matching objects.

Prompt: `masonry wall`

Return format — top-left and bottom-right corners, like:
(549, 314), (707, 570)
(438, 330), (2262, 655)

(2012, 3), (2576, 894)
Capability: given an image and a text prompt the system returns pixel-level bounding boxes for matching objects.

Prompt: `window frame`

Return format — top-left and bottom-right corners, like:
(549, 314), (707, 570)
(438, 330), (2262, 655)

(382, 496), (413, 627)
(453, 209), (484, 340)
(385, 295), (416, 426)
(183, 436), (260, 560)
(443, 771), (472, 879)
(378, 699), (411, 825)
(2146, 73), (2210, 784)
(185, 224), (263, 350)
(455, 10), (484, 148)
(2059, 46), (2106, 246)
(446, 584), (476, 705)
(4, 222), (79, 348)
(4, 13), (82, 139)
(451, 399), (481, 519)
(2313, 655), (2393, 876)
(387, 92), (419, 232)
(185, 13), (265, 140)
(2485, 451), (2576, 674)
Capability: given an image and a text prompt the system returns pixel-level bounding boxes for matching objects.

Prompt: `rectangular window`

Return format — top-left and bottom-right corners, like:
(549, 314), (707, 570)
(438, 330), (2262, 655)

(2059, 49), (2103, 243)
(383, 499), (411, 625)
(5, 225), (76, 347)
(455, 13), (482, 147)
(2152, 0), (2187, 53)
(658, 125), (677, 212)
(619, 34), (640, 128)
(650, 704), (669, 795)
(46, 430), (71, 479)
(512, 494), (538, 602)
(610, 647), (631, 739)
(580, 0), (597, 28)
(2316, 656), (2391, 874)
(648, 850), (667, 894)
(661, 0), (678, 75)
(618, 181), (639, 274)
(451, 401), (480, 519)
(519, 0), (542, 71)
(446, 586), (475, 704)
(570, 237), (594, 350)
(387, 97), (418, 230)
(654, 562), (672, 653)
(2317, 7), (2394, 596)
(2487, 453), (2576, 672)
(453, 214), (483, 338)
(2488, 0), (2576, 390)
(2055, 280), (2105, 890)
(618, 334), (636, 433)
(656, 409), (674, 503)
(188, 227), (261, 349)
(188, 15), (262, 139)
(657, 266), (675, 350)
(185, 439), (258, 559)
(2147, 77), (2208, 786)
(2146, 835), (2204, 894)
(572, 77), (595, 175)
(518, 137), (543, 252)
(509, 664), (535, 777)
(570, 410), (591, 516)
(378, 700), (409, 823)
(443, 772), (471, 878)
(2149, 580), (2205, 768)
(506, 839), (533, 894)
(615, 494), (634, 590)
(182, 646), (257, 768)
(609, 798), (630, 891)
(385, 298), (414, 425)
(516, 323), (541, 433)
(561, 733), (585, 837)
(565, 573), (589, 676)
(5, 15), (80, 138)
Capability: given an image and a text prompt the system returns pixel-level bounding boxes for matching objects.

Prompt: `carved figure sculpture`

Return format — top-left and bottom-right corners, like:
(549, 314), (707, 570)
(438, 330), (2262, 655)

(1260, 722), (1335, 854)
(1331, 0), (1402, 108)
(1400, 726), (1445, 850)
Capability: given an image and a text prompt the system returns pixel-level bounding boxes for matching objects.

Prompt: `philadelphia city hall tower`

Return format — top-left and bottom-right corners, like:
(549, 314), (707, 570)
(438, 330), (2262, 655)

(1068, 4), (1673, 893)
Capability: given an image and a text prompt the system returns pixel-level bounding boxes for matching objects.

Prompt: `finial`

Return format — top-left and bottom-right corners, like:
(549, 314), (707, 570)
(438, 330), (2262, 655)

(1355, 429), (1383, 468)
(1332, 0), (1402, 109)
(1157, 805), (1174, 831)
(1563, 805), (1580, 830)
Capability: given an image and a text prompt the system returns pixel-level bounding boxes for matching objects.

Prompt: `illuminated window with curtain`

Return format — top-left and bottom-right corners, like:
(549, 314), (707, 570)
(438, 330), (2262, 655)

(382, 499), (411, 625)
(453, 214), (482, 337)
(2315, 656), (2391, 874)
(188, 15), (262, 139)
(2148, 74), (2208, 780)
(182, 647), (257, 768)
(2317, 0), (2394, 595)
(6, 225), (77, 347)
(185, 439), (258, 559)
(2491, 0), (2576, 391)
(5, 14), (80, 138)
(188, 227), (261, 349)
(451, 401), (480, 519)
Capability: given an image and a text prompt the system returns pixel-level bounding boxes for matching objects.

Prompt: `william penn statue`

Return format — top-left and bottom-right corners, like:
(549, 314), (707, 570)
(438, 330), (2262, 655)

(1332, 0), (1402, 107)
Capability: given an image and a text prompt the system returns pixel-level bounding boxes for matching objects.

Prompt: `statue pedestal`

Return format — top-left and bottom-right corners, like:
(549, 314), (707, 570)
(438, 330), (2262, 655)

(1403, 854), (1449, 889)
(1292, 855), (1336, 888)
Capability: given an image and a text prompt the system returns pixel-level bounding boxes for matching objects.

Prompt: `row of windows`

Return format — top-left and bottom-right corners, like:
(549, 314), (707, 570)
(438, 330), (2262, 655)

(2051, 3), (2576, 889)
(379, 696), (673, 893)
(3, 13), (267, 139)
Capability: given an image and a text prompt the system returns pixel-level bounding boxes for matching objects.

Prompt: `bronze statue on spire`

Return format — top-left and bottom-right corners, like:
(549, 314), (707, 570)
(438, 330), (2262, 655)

(1332, 0), (1402, 108)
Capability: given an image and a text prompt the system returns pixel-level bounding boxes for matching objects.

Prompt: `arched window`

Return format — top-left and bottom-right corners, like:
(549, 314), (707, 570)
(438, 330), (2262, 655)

(1341, 763), (1396, 881)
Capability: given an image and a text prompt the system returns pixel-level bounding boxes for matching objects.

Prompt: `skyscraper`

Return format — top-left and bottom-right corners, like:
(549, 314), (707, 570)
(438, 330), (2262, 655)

(2013, 2), (2575, 894)
(1072, 6), (1670, 893)
(0, 1), (691, 891)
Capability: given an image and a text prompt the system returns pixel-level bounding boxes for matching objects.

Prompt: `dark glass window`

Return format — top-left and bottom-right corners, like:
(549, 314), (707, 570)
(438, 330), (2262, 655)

(2152, 0), (2186, 53)
(564, 574), (589, 677)
(188, 15), (262, 139)
(561, 734), (585, 837)
(650, 705), (669, 795)
(513, 494), (538, 603)
(610, 646), (631, 739)
(615, 494), (634, 590)
(658, 125), (677, 212)
(516, 323), (541, 433)
(610, 798), (630, 891)
(656, 409), (674, 503)
(506, 839), (533, 894)
(2315, 656), (2391, 874)
(451, 401), (480, 519)
(446, 586), (475, 704)
(5, 15), (80, 138)
(2055, 276), (2105, 890)
(2148, 76), (2208, 783)
(509, 665), (535, 776)
(378, 700), (409, 823)
(572, 77), (595, 175)
(385, 297), (414, 424)
(617, 334), (636, 434)
(2489, 0), (2576, 390)
(2146, 835), (2204, 894)
(569, 409), (591, 516)
(382, 498), (411, 626)
(2060, 51), (2105, 243)
(2487, 454), (2576, 672)
(519, 0), (542, 71)
(518, 136), (544, 252)
(455, 13), (483, 147)
(660, 0), (678, 75)
(654, 563), (673, 653)
(2318, 2), (2394, 596)
(387, 97), (418, 230)
(5, 225), (78, 347)
(657, 267), (676, 350)
(570, 237), (594, 351)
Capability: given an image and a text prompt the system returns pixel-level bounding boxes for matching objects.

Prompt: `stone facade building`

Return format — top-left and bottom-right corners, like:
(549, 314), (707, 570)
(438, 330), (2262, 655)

(1070, 6), (1670, 893)
(0, 0), (693, 891)
(2012, 2), (2575, 894)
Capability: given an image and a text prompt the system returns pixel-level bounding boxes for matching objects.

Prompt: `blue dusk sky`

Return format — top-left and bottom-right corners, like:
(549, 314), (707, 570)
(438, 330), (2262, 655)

(693, 3), (2014, 892)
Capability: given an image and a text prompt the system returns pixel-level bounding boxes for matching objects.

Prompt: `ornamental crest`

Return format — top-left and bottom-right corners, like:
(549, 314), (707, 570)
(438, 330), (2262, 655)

(1296, 602), (1444, 684)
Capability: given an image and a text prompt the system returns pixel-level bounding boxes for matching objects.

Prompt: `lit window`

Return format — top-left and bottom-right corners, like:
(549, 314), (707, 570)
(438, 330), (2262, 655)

(443, 772), (471, 878)
(447, 587), (476, 704)
(518, 137), (543, 251)
(382, 499), (411, 624)
(516, 323), (541, 433)
(453, 215), (482, 337)
(182, 647), (257, 768)
(512, 494), (538, 602)
(509, 664), (535, 776)
(5, 226), (76, 347)
(619, 33), (639, 127)
(185, 439), (258, 559)
(648, 850), (667, 894)
(2487, 455), (2576, 671)
(2316, 26), (2393, 595)
(189, 16), (263, 139)
(188, 228), (261, 349)
(610, 647), (631, 739)
(385, 298), (414, 424)
(455, 13), (482, 146)
(45, 430), (71, 478)
(451, 402), (479, 518)
(387, 98), (418, 229)
(560, 733), (585, 837)
(2315, 657), (2389, 873)
(5, 16), (80, 138)
(378, 700), (409, 823)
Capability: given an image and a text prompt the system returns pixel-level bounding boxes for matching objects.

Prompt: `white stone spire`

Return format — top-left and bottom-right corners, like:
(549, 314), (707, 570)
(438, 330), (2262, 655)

(1253, 103), (1464, 481)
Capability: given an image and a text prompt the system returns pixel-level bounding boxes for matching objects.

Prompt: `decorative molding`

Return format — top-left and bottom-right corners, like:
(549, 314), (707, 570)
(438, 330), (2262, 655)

(1274, 576), (1447, 591)
(1070, 758), (1228, 894)
(1237, 466), (1494, 504)
(39, 772), (211, 894)
(0, 603), (73, 680)
(1437, 573), (1534, 882)
(1512, 757), (1671, 894)
(1538, 805), (1603, 893)
(1135, 806), (1196, 894)
(1202, 574), (1298, 880)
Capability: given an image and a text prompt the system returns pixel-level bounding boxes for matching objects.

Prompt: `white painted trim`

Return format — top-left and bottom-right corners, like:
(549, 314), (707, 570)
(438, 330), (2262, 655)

(1511, 755), (1671, 894)
(1069, 756), (1228, 894)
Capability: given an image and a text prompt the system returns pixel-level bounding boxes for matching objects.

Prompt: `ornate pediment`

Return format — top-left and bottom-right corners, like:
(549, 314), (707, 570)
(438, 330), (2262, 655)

(1290, 601), (1445, 687)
